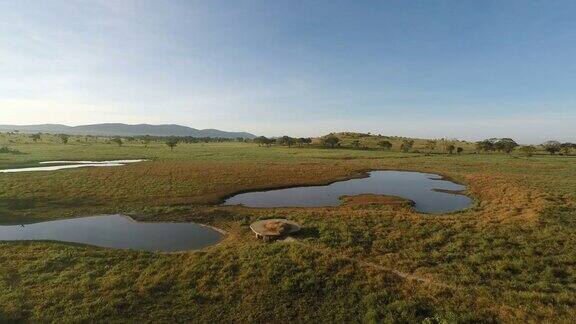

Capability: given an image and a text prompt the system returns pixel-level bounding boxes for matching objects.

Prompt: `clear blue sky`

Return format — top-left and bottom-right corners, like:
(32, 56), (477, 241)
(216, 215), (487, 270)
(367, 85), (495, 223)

(1, 0), (575, 143)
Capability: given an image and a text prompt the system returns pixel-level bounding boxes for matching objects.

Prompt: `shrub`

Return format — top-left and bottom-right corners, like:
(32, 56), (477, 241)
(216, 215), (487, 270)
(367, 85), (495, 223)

(58, 134), (70, 144)
(111, 137), (123, 147)
(520, 145), (536, 157)
(425, 140), (436, 151)
(322, 135), (340, 148)
(0, 146), (21, 154)
(166, 137), (179, 150)
(377, 141), (392, 150)
(276, 136), (296, 147)
(254, 136), (274, 147)
(561, 142), (574, 155)
(400, 140), (414, 152)
(296, 137), (312, 146)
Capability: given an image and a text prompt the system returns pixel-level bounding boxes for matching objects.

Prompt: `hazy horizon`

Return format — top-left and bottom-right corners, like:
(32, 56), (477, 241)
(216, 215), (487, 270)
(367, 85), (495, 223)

(1, 1), (575, 143)
(0, 121), (569, 145)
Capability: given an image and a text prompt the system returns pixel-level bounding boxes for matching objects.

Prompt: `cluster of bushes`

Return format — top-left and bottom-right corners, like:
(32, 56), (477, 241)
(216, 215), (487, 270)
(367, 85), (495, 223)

(0, 146), (21, 154)
(14, 131), (576, 157)
(254, 136), (313, 147)
(338, 132), (373, 138)
(137, 135), (250, 150)
(254, 134), (342, 149)
(255, 134), (469, 154)
(541, 140), (575, 155)
(26, 133), (73, 144)
(319, 134), (392, 150)
(476, 138), (518, 154)
(321, 135), (340, 148)
(23, 132), (252, 146)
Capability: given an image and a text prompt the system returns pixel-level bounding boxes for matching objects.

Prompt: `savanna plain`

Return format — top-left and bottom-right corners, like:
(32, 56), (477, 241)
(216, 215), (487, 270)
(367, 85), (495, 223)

(0, 133), (575, 323)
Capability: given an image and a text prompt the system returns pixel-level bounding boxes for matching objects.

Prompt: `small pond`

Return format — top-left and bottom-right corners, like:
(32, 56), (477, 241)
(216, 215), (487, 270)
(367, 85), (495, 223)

(223, 171), (472, 213)
(0, 160), (145, 173)
(0, 215), (223, 252)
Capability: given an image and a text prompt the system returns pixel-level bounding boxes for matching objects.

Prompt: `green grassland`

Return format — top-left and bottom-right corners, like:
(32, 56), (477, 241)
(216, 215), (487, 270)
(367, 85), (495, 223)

(1, 133), (575, 322)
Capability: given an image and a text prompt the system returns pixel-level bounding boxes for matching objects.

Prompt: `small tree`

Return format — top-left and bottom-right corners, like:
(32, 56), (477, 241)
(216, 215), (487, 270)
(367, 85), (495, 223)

(58, 134), (70, 144)
(254, 136), (266, 146)
(519, 145), (536, 157)
(254, 136), (274, 147)
(400, 139), (414, 152)
(542, 140), (561, 155)
(425, 140), (436, 152)
(351, 140), (361, 149)
(265, 137), (275, 146)
(456, 147), (463, 154)
(142, 135), (152, 147)
(495, 138), (518, 154)
(561, 142), (574, 155)
(442, 140), (456, 154)
(111, 136), (123, 147)
(30, 133), (41, 142)
(377, 140), (392, 150)
(322, 135), (340, 148)
(297, 137), (312, 146)
(166, 137), (178, 150)
(277, 136), (296, 148)
(476, 140), (493, 153)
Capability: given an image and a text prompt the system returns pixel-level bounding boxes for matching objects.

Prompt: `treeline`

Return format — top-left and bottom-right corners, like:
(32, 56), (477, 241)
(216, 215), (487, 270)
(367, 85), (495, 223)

(18, 132), (251, 145)
(316, 135), (467, 154)
(118, 135), (251, 149)
(254, 136), (312, 147)
(476, 138), (576, 156)
(254, 134), (575, 156)
(5, 131), (575, 155)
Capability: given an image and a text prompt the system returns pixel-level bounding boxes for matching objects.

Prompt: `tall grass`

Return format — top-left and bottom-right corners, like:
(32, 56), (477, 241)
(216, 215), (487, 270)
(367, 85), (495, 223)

(0, 134), (575, 322)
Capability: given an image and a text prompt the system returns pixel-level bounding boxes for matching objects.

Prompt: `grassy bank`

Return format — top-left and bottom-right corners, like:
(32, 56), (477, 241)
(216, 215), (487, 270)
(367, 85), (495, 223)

(0, 137), (575, 322)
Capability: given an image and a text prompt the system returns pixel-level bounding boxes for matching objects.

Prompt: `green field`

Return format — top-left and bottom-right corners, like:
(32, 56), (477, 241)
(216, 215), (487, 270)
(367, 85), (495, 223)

(1, 134), (575, 322)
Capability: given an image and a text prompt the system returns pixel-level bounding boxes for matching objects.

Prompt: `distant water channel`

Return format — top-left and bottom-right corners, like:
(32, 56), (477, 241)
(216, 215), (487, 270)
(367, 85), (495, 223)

(0, 215), (224, 252)
(0, 160), (145, 173)
(223, 171), (472, 213)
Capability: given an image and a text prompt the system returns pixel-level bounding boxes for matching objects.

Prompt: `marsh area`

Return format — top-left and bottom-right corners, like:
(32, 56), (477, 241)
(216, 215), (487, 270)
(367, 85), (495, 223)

(223, 170), (472, 213)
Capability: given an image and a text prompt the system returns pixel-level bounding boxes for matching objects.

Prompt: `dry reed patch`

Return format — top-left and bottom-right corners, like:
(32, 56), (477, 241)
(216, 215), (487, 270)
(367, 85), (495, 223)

(75, 160), (365, 204)
(0, 160), (365, 217)
(340, 194), (414, 209)
(462, 172), (550, 224)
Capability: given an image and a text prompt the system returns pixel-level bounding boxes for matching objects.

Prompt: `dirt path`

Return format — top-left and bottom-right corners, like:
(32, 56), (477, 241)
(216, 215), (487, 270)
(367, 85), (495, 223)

(281, 237), (545, 321)
(282, 236), (456, 289)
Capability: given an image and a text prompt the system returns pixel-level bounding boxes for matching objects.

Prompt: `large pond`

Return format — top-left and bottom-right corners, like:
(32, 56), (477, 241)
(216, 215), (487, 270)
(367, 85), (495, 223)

(0, 160), (145, 173)
(0, 215), (223, 252)
(223, 171), (472, 213)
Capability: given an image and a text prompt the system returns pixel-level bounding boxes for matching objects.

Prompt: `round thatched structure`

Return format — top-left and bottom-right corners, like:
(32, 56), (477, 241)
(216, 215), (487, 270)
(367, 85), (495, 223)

(250, 219), (301, 241)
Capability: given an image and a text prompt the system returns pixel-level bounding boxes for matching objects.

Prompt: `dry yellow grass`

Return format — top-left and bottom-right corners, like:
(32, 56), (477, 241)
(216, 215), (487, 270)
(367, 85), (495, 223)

(340, 194), (414, 208)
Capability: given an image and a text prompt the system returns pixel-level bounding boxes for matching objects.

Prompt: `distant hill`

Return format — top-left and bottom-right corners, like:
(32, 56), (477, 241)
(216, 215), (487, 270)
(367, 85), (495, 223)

(0, 123), (257, 139)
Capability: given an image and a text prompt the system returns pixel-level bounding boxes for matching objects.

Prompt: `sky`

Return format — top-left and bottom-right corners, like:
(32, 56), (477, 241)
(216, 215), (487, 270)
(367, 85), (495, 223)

(1, 0), (575, 143)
